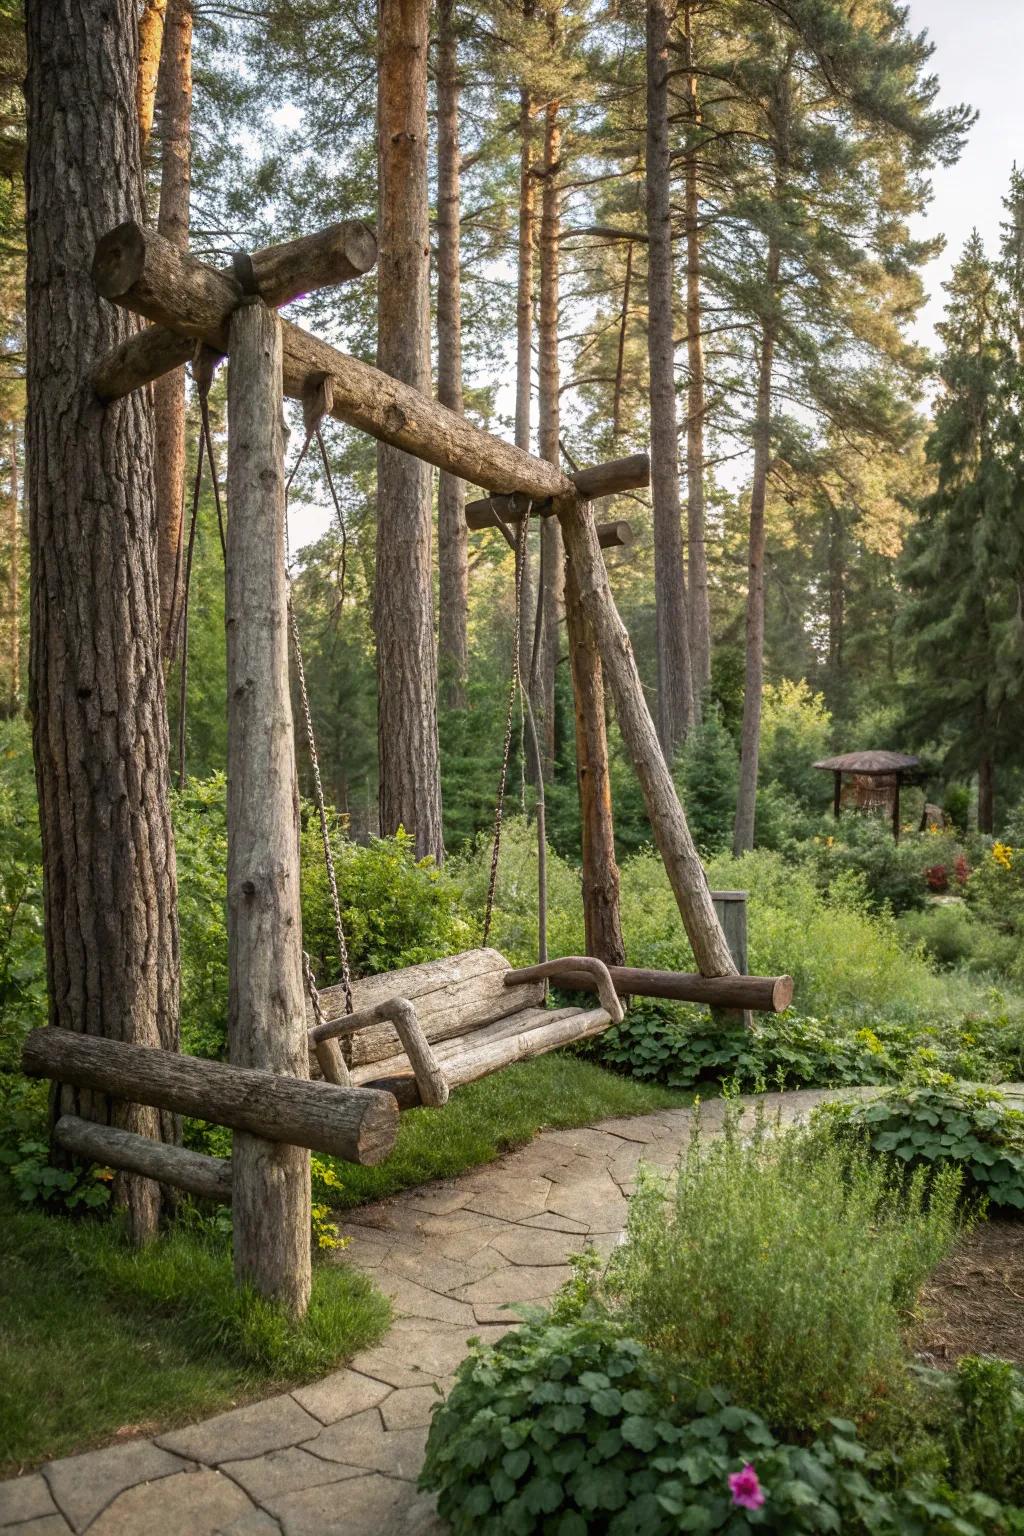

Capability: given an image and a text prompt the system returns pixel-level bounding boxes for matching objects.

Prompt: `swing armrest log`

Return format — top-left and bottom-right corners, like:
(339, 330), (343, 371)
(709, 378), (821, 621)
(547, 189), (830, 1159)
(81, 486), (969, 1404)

(504, 962), (794, 1014)
(502, 957), (625, 1025)
(309, 998), (449, 1108)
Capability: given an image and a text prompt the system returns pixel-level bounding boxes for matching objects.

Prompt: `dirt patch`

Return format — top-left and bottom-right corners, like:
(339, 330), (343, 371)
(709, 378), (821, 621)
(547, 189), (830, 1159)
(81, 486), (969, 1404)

(916, 1218), (1024, 1369)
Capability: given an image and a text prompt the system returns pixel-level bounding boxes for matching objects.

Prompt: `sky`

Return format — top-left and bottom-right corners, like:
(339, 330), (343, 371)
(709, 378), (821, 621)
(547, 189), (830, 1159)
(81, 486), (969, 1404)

(907, 0), (1024, 346)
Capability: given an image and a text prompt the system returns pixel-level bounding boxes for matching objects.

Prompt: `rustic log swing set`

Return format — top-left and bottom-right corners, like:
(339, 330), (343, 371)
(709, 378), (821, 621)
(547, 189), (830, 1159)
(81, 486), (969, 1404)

(22, 218), (793, 1316)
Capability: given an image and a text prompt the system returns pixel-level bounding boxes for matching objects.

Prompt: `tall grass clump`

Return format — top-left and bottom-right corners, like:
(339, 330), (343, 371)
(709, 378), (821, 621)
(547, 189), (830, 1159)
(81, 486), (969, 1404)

(605, 1109), (964, 1432)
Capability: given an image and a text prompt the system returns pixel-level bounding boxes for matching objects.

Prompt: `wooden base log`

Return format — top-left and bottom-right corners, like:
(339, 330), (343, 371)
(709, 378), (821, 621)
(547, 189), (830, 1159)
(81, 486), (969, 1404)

(558, 497), (738, 978)
(22, 1029), (399, 1164)
(53, 1115), (232, 1202)
(505, 962), (794, 1013)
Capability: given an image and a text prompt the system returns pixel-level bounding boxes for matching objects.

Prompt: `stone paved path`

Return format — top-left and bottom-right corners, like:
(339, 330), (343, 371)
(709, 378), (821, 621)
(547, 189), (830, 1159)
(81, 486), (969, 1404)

(0, 1088), (874, 1536)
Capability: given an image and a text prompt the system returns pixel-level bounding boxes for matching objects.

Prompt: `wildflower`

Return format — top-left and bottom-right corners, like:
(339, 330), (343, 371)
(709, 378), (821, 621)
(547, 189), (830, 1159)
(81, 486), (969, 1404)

(992, 843), (1014, 871)
(728, 1464), (765, 1511)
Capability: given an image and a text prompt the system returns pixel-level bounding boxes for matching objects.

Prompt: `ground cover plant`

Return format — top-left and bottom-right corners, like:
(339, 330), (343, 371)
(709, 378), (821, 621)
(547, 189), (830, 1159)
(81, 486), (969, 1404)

(422, 1114), (1024, 1534)
(818, 1084), (1024, 1210)
(0, 1180), (390, 1474)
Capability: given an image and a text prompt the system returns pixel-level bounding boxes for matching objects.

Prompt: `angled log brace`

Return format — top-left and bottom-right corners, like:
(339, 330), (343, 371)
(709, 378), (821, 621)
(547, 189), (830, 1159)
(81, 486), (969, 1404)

(309, 998), (450, 1107)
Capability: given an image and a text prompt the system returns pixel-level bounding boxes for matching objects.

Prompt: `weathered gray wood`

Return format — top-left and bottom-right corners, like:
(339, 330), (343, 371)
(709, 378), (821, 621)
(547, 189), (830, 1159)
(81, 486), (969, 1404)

(53, 1114), (232, 1202)
(310, 998), (449, 1108)
(22, 1028), (399, 1161)
(226, 301), (310, 1315)
(557, 498), (738, 979)
(500, 957), (624, 1022)
(353, 1003), (612, 1108)
(90, 235), (574, 501)
(309, 949), (545, 1067)
(464, 459), (649, 531)
(598, 521), (634, 550)
(93, 218), (377, 322)
(505, 962), (793, 1012)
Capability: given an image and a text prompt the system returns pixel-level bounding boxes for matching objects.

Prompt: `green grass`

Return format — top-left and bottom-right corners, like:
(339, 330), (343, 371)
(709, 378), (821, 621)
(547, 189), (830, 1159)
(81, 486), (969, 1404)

(318, 1054), (693, 1208)
(0, 1183), (390, 1474)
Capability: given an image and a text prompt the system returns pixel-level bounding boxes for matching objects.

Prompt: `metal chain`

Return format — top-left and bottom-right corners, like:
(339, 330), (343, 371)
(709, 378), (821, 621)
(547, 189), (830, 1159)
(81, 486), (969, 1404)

(302, 949), (327, 1034)
(284, 422), (355, 1019)
(482, 513), (528, 945)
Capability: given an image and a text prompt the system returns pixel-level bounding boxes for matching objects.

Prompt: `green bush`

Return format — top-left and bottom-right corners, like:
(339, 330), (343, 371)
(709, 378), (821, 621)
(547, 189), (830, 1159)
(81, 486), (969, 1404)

(604, 1109), (963, 1432)
(421, 1309), (1019, 1536)
(420, 1313), (927, 1536)
(807, 817), (954, 915)
(943, 1355), (1024, 1504)
(967, 840), (1024, 985)
(819, 1084), (1024, 1210)
(757, 680), (833, 815)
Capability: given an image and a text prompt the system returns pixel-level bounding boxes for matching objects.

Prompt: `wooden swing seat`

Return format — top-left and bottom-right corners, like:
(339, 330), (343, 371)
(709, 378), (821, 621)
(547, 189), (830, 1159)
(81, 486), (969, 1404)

(306, 947), (624, 1111)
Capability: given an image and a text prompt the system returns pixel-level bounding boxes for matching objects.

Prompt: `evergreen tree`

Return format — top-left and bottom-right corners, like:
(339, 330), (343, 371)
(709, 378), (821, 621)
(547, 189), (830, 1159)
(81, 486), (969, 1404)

(899, 226), (1024, 830)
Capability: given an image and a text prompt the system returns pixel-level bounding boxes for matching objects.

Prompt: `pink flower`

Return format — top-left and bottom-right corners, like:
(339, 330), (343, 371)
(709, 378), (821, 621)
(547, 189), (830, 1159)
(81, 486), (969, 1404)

(728, 1463), (765, 1511)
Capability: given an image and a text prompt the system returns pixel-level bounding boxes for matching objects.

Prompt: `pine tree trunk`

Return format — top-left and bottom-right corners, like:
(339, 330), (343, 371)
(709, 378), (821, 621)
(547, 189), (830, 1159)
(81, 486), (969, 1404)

(978, 755), (995, 834)
(436, 0), (468, 710)
(646, 0), (694, 757)
(6, 425), (18, 716)
(154, 0), (192, 663)
(376, 0), (443, 861)
(827, 499), (844, 681)
(515, 72), (536, 683)
(682, 1), (710, 703)
(136, 0), (168, 156)
(537, 97), (563, 775)
(612, 243), (633, 440)
(26, 0), (180, 1246)
(732, 239), (779, 855)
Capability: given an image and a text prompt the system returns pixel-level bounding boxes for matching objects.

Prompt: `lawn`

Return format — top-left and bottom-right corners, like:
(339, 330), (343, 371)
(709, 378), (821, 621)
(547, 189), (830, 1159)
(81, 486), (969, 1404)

(1, 1054), (692, 1473)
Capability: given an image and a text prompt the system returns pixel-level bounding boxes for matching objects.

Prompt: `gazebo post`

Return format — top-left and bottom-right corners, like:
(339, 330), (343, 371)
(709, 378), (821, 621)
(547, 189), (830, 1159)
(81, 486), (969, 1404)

(833, 771), (841, 821)
(892, 773), (901, 843)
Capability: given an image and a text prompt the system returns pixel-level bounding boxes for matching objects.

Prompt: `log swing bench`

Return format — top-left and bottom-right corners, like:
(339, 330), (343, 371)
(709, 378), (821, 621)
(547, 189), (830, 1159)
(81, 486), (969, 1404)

(23, 215), (792, 1314)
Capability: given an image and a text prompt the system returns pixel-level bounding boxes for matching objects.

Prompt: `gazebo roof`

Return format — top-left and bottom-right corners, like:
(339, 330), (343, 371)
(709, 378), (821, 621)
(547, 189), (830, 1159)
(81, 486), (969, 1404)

(813, 750), (921, 776)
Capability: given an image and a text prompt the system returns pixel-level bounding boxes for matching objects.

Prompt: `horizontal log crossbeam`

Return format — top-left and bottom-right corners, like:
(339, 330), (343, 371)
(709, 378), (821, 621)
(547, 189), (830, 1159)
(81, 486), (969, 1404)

(89, 223), (637, 504)
(53, 1114), (232, 1201)
(464, 456), (649, 530)
(24, 1028), (399, 1166)
(504, 962), (794, 1014)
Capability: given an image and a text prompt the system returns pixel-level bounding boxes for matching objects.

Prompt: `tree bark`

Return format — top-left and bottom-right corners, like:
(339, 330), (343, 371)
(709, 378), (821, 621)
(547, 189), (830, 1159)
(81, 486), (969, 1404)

(26, 0), (179, 1247)
(558, 498), (737, 978)
(153, 0), (192, 662)
(136, 0), (167, 156)
(54, 1114), (233, 1201)
(732, 236), (780, 855)
(5, 424), (18, 716)
(23, 1029), (398, 1164)
(682, 0), (710, 701)
(226, 301), (311, 1314)
(375, 0), (443, 861)
(436, 0), (468, 710)
(612, 243), (634, 440)
(515, 70), (536, 682)
(537, 97), (563, 774)
(564, 557), (625, 965)
(646, 0), (694, 756)
(978, 755), (995, 833)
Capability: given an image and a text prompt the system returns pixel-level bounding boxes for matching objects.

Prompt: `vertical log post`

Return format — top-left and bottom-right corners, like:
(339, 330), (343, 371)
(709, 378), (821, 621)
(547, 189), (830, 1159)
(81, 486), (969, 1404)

(710, 889), (752, 1032)
(564, 556), (625, 966)
(226, 300), (311, 1316)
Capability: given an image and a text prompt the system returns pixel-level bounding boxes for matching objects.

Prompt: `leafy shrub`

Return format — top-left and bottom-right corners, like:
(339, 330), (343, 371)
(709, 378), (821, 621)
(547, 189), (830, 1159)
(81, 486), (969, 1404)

(967, 840), (1024, 985)
(421, 1313), (926, 1536)
(422, 1309), (1019, 1535)
(806, 817), (963, 915)
(943, 1355), (1024, 1503)
(820, 1084), (1024, 1210)
(604, 1109), (963, 1431)
(757, 679), (833, 814)
(0, 1077), (112, 1213)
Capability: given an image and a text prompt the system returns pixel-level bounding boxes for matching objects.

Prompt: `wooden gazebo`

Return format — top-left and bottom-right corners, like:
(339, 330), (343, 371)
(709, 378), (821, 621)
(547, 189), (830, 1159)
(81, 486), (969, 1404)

(814, 751), (922, 842)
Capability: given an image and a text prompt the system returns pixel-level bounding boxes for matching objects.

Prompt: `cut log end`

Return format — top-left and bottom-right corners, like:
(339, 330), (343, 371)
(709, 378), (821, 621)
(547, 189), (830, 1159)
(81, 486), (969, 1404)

(340, 221), (378, 277)
(353, 1090), (402, 1164)
(92, 219), (147, 299)
(771, 975), (795, 1011)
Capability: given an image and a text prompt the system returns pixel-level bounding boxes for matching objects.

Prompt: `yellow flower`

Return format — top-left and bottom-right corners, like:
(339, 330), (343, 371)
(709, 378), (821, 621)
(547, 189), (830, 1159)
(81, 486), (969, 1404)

(992, 842), (1014, 871)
